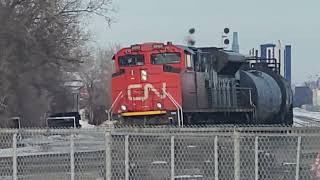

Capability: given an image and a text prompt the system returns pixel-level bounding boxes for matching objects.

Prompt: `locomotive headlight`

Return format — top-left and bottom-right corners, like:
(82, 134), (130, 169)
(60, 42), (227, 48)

(141, 70), (147, 81)
(156, 102), (162, 109)
(120, 105), (127, 111)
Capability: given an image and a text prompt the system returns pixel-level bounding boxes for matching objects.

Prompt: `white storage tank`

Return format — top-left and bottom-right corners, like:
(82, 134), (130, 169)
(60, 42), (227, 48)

(313, 89), (320, 106)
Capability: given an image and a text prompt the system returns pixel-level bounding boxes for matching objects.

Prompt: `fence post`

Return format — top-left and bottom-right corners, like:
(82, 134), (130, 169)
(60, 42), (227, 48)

(234, 129), (240, 180)
(105, 130), (112, 180)
(12, 133), (17, 180)
(70, 133), (75, 180)
(214, 136), (219, 180)
(125, 135), (129, 180)
(171, 136), (175, 180)
(295, 136), (302, 180)
(255, 136), (259, 180)
(73, 117), (76, 129)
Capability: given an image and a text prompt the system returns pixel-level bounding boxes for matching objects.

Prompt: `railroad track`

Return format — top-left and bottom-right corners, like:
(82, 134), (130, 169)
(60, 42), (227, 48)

(294, 115), (320, 127)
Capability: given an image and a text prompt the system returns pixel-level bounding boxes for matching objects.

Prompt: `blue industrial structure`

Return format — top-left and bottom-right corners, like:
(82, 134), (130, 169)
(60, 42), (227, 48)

(260, 43), (276, 60)
(258, 43), (291, 84)
(294, 86), (312, 107)
(284, 45), (292, 84)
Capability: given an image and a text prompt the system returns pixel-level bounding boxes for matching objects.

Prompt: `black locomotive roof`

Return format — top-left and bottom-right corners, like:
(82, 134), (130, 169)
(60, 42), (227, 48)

(176, 45), (196, 54)
(197, 47), (246, 62)
(177, 45), (245, 62)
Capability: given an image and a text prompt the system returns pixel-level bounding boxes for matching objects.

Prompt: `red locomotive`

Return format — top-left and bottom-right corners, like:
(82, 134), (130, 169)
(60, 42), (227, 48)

(110, 42), (293, 125)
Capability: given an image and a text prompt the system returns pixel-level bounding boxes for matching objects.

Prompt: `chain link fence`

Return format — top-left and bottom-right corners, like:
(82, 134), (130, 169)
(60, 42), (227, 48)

(1, 126), (320, 180)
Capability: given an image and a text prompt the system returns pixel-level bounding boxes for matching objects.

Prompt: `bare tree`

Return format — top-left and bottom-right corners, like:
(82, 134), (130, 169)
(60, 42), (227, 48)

(79, 44), (119, 125)
(0, 0), (114, 127)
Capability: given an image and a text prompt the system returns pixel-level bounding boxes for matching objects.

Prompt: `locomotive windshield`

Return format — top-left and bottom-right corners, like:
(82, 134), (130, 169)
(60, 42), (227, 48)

(119, 55), (144, 66)
(151, 53), (181, 64)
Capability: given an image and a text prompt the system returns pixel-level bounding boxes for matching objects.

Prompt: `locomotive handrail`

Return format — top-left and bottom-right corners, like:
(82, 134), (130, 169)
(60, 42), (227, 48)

(164, 91), (184, 127)
(235, 87), (257, 120)
(107, 91), (123, 121)
(248, 89), (257, 120)
(165, 92), (181, 126)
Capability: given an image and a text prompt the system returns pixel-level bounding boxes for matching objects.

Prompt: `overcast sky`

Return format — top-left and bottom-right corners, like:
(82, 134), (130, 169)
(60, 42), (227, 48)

(89, 0), (320, 84)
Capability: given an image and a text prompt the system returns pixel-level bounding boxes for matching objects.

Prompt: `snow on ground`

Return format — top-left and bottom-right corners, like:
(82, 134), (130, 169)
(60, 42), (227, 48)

(294, 108), (320, 121)
(79, 119), (95, 128)
(293, 108), (320, 127)
(293, 117), (310, 127)
(79, 109), (95, 128)
(0, 132), (105, 158)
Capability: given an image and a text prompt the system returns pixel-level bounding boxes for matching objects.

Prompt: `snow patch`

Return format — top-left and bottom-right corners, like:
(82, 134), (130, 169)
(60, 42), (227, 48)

(79, 108), (95, 128)
(294, 108), (320, 120)
(79, 119), (95, 128)
(293, 108), (320, 127)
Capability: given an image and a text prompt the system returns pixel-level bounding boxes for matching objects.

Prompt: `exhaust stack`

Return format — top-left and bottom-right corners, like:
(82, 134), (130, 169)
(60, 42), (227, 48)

(232, 32), (239, 53)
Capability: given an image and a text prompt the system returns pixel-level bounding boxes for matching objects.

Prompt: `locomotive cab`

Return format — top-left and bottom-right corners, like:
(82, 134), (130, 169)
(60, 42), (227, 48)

(111, 42), (185, 124)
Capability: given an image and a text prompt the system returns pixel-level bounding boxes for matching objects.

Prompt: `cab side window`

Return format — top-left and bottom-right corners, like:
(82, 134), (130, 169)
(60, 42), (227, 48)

(119, 55), (144, 67)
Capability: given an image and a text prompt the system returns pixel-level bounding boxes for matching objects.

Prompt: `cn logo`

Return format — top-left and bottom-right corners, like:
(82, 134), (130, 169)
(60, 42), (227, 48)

(127, 83), (167, 101)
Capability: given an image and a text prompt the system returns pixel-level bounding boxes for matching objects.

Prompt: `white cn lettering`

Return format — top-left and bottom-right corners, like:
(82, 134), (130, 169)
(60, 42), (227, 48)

(127, 83), (167, 101)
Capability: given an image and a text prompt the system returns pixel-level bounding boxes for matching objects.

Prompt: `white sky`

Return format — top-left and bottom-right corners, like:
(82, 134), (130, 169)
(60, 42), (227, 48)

(88, 0), (320, 84)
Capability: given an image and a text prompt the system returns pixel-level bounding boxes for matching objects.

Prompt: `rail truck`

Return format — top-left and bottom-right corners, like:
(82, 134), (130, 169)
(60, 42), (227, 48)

(110, 42), (293, 125)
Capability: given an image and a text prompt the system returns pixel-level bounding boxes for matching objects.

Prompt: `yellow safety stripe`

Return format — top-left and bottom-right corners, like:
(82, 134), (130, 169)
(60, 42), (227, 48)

(121, 110), (166, 117)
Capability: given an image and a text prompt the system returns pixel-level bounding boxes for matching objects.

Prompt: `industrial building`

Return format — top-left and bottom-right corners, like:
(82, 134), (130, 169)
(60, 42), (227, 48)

(294, 86), (313, 107)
